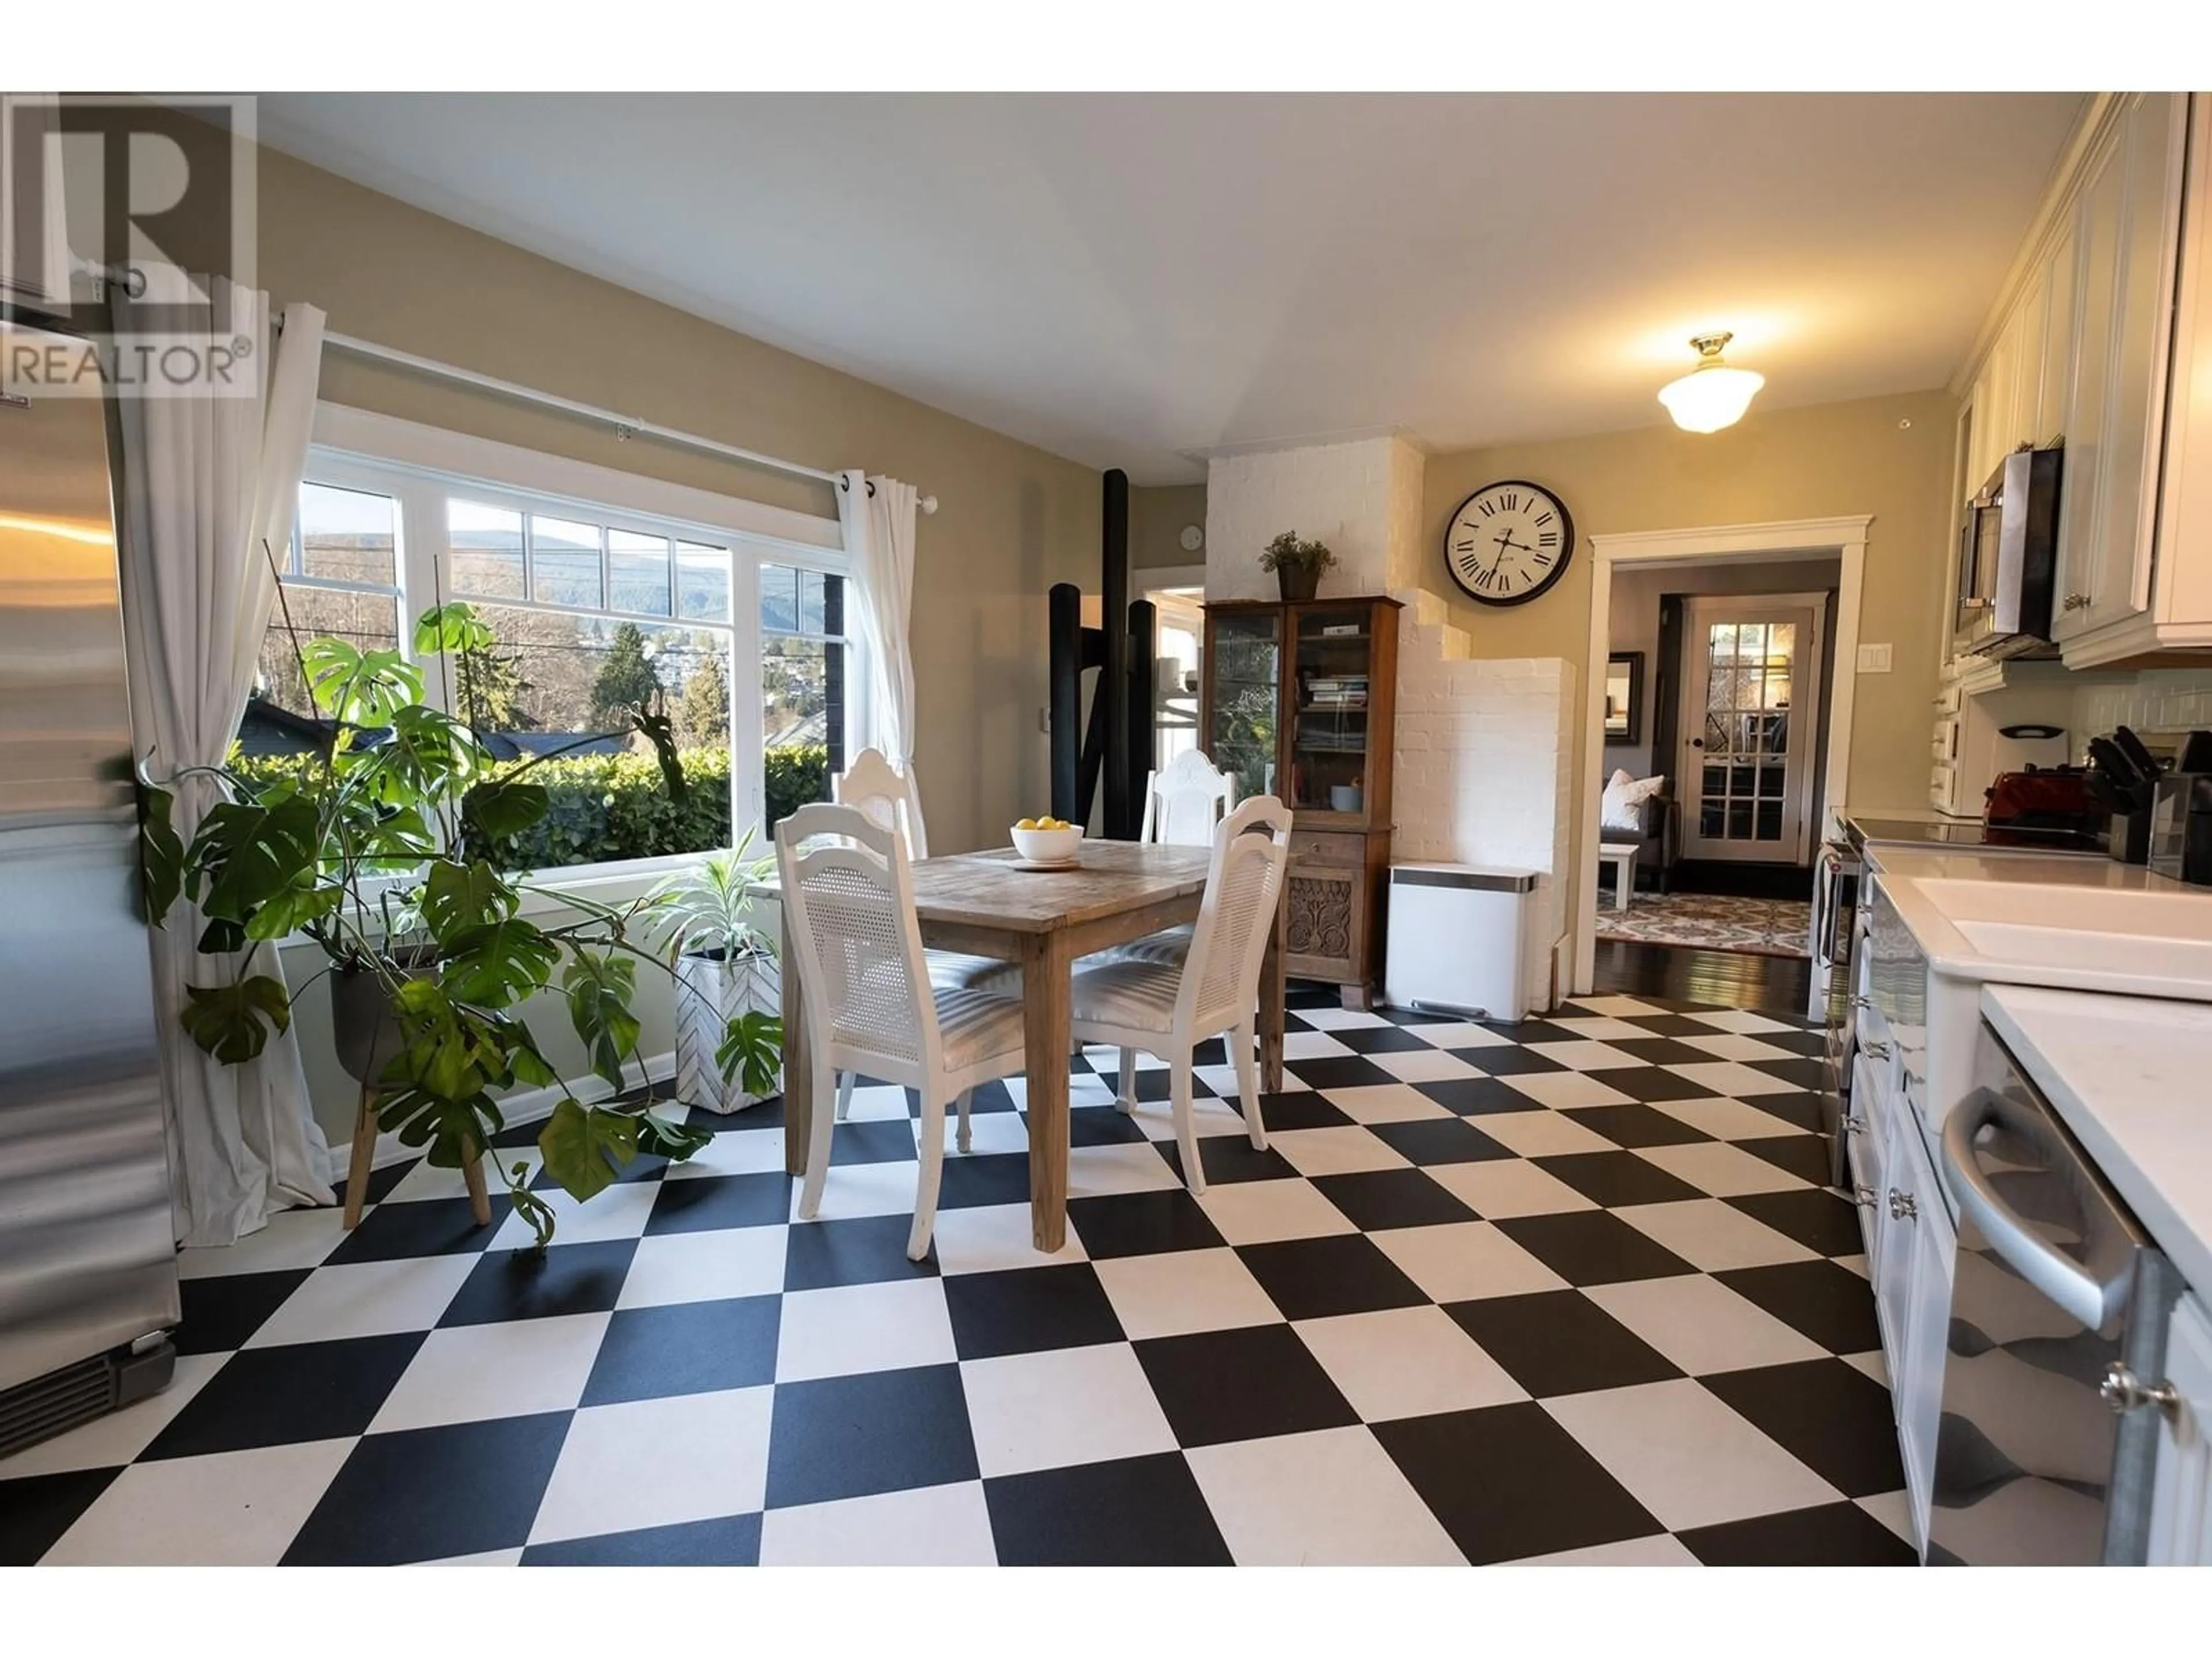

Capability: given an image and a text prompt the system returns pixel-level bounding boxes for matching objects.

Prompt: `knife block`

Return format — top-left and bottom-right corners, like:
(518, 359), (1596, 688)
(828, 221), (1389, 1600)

(2109, 806), (2153, 864)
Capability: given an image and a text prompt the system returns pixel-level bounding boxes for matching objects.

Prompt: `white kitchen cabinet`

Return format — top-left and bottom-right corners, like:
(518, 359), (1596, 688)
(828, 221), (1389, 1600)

(2149, 1290), (2212, 1566)
(1861, 1067), (1953, 1554)
(1847, 1051), (1889, 1271)
(2036, 218), (2078, 447)
(1889, 1113), (1955, 1557)
(2009, 260), (2051, 454)
(2052, 92), (2195, 661)
(2053, 124), (2130, 645)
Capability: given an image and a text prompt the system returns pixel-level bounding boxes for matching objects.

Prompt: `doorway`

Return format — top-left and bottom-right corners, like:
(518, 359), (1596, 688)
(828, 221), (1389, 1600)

(1575, 516), (1870, 1000)
(1146, 580), (1206, 775)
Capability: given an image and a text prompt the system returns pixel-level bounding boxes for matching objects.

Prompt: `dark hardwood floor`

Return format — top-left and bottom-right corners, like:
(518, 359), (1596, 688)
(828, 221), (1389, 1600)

(1589, 938), (1813, 1018)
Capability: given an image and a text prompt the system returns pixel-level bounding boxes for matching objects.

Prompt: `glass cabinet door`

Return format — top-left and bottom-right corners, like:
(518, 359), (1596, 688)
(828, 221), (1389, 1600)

(1208, 611), (1281, 800)
(1290, 605), (1372, 816)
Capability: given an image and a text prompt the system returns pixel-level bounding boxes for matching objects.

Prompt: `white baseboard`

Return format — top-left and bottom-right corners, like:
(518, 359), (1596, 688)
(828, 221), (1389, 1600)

(356, 1050), (678, 1174)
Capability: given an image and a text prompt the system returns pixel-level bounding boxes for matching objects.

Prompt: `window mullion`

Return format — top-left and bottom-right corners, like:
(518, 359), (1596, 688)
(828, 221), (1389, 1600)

(389, 473), (443, 713)
(732, 551), (765, 839)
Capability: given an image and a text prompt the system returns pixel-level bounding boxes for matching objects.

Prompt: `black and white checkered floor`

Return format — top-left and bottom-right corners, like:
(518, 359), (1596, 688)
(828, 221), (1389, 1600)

(0, 986), (1918, 1567)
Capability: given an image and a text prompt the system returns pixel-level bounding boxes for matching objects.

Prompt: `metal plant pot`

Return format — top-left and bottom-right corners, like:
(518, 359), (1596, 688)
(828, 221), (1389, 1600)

(329, 955), (435, 1088)
(674, 945), (783, 1113)
(1276, 563), (1321, 602)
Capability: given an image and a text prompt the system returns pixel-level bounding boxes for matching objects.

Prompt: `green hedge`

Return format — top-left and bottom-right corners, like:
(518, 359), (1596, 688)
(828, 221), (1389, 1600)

(764, 744), (830, 831)
(230, 743), (828, 869)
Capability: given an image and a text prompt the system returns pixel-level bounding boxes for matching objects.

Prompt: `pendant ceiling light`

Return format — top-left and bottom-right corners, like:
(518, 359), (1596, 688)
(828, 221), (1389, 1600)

(1658, 331), (1764, 433)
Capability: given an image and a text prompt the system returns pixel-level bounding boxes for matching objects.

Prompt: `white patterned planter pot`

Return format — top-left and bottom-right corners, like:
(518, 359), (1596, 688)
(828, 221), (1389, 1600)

(673, 947), (783, 1113)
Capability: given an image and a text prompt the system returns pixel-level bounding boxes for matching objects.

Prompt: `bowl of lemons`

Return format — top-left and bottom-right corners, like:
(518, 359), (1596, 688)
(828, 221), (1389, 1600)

(1010, 816), (1084, 866)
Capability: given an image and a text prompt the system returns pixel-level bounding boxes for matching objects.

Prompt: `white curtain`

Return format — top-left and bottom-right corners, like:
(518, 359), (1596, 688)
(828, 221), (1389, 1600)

(112, 279), (335, 1247)
(836, 469), (920, 768)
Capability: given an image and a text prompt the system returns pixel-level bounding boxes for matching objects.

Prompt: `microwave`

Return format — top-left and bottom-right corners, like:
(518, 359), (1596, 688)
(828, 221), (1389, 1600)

(1955, 445), (2063, 659)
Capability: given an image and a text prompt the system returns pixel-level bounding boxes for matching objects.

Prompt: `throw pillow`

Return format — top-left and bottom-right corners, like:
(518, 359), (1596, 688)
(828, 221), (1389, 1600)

(1600, 768), (1666, 834)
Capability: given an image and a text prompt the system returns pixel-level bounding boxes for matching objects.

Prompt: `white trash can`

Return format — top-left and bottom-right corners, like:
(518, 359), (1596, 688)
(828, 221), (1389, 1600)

(1383, 863), (1539, 1023)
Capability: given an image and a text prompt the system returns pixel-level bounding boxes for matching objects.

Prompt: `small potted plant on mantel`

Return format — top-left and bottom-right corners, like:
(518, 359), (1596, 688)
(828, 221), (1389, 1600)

(1260, 531), (1338, 602)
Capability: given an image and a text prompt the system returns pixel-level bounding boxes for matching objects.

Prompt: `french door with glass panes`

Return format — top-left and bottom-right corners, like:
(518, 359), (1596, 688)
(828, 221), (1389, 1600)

(1677, 593), (1825, 863)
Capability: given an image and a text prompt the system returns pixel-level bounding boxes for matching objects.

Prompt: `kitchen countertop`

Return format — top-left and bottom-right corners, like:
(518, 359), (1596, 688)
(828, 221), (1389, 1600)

(1866, 847), (2187, 889)
(1982, 983), (2212, 1297)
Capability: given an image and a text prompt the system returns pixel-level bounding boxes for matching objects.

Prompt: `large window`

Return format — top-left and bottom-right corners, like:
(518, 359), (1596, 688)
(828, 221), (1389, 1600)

(249, 482), (403, 745)
(243, 446), (858, 873)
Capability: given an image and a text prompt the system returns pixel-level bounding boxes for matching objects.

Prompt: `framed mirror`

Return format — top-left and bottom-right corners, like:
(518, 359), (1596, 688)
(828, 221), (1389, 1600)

(1604, 651), (1643, 744)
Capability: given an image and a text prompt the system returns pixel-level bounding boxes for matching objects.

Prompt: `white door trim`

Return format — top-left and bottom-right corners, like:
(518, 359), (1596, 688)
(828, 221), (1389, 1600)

(1575, 513), (1873, 995)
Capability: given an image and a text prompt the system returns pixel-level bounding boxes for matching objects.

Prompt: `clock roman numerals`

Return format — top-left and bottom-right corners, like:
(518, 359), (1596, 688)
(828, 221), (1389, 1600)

(1444, 482), (1571, 606)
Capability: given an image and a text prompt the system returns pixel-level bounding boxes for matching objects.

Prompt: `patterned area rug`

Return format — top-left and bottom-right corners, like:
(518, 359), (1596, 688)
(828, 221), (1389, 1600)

(1595, 892), (1813, 960)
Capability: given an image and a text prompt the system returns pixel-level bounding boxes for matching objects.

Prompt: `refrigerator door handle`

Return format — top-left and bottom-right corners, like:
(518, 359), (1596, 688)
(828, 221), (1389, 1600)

(1942, 1089), (2133, 1330)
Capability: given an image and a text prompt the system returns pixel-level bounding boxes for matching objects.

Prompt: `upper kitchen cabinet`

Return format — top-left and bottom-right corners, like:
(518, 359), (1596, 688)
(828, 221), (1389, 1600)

(2054, 93), (2189, 653)
(1952, 94), (2212, 671)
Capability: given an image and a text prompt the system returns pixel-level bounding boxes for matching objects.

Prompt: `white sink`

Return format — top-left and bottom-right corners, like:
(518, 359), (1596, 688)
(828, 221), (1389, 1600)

(1911, 878), (2212, 940)
(1907, 877), (2212, 988)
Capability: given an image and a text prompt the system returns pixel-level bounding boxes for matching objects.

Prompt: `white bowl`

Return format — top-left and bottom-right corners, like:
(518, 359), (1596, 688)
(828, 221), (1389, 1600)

(1010, 824), (1084, 865)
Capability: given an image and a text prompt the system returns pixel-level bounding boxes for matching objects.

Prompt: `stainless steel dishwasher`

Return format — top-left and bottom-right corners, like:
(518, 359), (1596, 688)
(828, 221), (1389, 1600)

(1927, 1017), (2180, 1565)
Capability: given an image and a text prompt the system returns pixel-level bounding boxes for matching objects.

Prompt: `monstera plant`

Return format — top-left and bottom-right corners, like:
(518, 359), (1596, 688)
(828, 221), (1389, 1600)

(138, 597), (782, 1248)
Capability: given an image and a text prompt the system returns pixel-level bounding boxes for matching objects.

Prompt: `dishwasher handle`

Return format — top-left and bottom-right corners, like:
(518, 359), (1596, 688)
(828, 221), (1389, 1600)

(1941, 1089), (2134, 1331)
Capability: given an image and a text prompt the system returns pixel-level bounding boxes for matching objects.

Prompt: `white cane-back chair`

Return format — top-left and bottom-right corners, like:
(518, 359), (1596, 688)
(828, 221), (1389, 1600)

(834, 747), (932, 857)
(1106, 748), (1238, 1106)
(830, 748), (1017, 1123)
(1069, 795), (1291, 1195)
(1138, 748), (1238, 847)
(775, 802), (1028, 1262)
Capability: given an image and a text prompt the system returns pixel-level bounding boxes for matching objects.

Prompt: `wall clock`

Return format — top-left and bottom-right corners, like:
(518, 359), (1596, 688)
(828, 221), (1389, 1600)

(1179, 523), (1205, 552)
(1443, 479), (1574, 606)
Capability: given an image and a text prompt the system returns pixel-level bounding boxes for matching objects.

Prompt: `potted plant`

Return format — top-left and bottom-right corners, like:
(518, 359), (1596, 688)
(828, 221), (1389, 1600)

(138, 596), (779, 1249)
(1260, 531), (1338, 602)
(646, 834), (783, 1114)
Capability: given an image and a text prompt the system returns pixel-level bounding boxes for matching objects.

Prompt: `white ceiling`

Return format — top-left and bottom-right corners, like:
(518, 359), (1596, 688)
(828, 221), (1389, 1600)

(255, 92), (2086, 484)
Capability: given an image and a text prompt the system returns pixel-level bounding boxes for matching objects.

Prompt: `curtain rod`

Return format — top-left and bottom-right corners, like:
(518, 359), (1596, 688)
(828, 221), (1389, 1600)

(291, 323), (938, 514)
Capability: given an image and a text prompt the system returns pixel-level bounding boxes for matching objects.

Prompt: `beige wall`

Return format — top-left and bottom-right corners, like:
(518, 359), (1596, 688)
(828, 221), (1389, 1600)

(1130, 484), (1207, 571)
(1422, 388), (1959, 955)
(235, 143), (1103, 856)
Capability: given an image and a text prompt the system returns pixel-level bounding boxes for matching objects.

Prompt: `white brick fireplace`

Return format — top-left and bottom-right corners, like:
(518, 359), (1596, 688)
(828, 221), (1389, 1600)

(1204, 435), (1575, 1014)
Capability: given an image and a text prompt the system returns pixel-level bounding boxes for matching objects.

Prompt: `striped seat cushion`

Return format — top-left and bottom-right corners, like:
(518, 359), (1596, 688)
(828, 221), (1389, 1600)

(1089, 924), (1193, 971)
(927, 950), (1020, 994)
(1067, 957), (1185, 1036)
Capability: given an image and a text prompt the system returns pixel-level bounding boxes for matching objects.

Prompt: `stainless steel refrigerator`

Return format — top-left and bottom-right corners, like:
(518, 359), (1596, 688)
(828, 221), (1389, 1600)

(0, 305), (178, 1458)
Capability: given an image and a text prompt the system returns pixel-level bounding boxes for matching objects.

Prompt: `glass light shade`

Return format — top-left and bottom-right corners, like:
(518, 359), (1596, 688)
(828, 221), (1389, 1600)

(1658, 361), (1765, 433)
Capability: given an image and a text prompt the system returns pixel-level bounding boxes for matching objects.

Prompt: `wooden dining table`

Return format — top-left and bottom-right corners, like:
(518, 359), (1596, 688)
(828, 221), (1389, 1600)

(770, 840), (1289, 1252)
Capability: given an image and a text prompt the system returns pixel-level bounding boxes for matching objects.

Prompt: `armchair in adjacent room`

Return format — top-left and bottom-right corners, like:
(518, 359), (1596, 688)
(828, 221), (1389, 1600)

(1597, 768), (1677, 897)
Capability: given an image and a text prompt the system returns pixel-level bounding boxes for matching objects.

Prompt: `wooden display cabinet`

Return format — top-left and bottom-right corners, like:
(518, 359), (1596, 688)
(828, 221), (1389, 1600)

(1198, 596), (1400, 1005)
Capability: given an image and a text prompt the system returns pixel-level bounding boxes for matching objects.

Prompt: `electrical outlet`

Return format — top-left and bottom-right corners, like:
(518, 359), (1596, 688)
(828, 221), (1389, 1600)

(1856, 642), (1893, 673)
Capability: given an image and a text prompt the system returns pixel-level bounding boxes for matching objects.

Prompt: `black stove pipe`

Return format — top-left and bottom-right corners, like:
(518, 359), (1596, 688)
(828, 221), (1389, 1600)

(1101, 469), (1130, 838)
